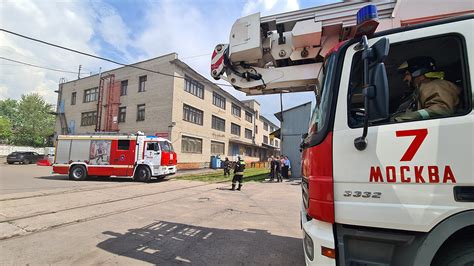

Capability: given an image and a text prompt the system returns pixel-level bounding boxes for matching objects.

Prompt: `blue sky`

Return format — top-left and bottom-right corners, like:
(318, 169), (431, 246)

(0, 0), (341, 125)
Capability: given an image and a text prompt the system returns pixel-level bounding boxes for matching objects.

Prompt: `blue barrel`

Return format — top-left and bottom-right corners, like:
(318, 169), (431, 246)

(216, 157), (221, 168)
(210, 156), (217, 169)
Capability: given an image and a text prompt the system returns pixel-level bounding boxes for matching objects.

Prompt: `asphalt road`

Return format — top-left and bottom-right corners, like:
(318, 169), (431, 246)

(0, 162), (305, 265)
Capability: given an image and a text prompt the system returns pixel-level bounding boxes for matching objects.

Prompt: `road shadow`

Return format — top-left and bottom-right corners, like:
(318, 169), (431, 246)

(97, 221), (304, 265)
(35, 175), (170, 183)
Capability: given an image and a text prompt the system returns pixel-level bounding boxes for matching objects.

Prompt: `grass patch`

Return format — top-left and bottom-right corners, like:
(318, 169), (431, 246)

(175, 168), (270, 183)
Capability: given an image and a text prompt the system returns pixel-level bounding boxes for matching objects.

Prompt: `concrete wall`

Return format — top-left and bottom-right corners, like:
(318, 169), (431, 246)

(0, 145), (53, 156)
(279, 102), (312, 178)
(171, 65), (280, 166)
(56, 54), (176, 136)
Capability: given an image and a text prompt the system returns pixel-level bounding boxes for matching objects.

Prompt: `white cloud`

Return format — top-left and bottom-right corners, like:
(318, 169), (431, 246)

(0, 0), (118, 104)
(242, 0), (300, 16)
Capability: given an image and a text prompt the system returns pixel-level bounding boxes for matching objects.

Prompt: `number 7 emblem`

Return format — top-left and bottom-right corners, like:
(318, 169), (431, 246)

(396, 129), (428, 162)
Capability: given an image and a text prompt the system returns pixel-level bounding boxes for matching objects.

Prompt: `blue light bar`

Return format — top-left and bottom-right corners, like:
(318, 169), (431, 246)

(357, 5), (378, 25)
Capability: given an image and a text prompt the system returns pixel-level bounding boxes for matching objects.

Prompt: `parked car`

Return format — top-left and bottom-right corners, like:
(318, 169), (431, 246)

(6, 152), (41, 164)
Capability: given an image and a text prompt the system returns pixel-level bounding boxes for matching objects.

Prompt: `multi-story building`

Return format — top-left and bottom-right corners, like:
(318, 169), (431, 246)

(55, 53), (280, 169)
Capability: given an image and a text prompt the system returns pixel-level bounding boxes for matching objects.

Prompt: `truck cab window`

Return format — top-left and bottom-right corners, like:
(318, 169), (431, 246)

(348, 34), (469, 127)
(308, 54), (336, 139)
(147, 142), (159, 151)
(159, 141), (173, 152)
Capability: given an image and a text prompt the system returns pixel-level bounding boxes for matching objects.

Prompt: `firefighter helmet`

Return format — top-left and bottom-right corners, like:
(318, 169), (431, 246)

(398, 56), (437, 78)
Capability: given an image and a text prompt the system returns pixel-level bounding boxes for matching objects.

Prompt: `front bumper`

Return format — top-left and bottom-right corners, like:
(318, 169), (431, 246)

(301, 208), (336, 266)
(152, 165), (177, 176)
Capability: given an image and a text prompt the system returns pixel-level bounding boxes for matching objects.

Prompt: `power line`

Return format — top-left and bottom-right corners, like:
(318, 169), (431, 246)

(0, 28), (234, 87)
(0, 56), (79, 74)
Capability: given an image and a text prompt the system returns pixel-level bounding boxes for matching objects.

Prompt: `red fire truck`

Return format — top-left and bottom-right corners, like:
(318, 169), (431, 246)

(211, 2), (473, 265)
(52, 132), (177, 182)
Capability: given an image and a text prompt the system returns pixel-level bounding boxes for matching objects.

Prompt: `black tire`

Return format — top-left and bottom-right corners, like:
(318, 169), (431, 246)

(22, 159), (29, 164)
(134, 166), (151, 183)
(433, 239), (474, 266)
(69, 165), (87, 181)
(7, 162), (14, 164)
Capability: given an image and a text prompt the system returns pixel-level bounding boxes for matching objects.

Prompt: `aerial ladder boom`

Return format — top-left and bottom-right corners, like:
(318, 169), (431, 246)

(211, 1), (396, 95)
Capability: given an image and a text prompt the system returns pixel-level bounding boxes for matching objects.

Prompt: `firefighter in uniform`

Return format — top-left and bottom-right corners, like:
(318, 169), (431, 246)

(232, 156), (245, 191)
(393, 56), (459, 122)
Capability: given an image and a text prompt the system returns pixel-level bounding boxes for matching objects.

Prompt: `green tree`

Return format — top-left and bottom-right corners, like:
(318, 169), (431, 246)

(0, 99), (19, 129)
(12, 94), (55, 147)
(0, 116), (12, 142)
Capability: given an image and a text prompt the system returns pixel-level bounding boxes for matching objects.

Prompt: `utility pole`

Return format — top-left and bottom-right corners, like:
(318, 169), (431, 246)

(280, 92), (283, 122)
(78, 65), (82, 79)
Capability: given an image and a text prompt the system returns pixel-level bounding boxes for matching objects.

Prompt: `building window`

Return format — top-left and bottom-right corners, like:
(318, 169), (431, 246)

(71, 92), (76, 105)
(138, 75), (147, 92)
(212, 92), (226, 109)
(245, 147), (252, 156)
(245, 111), (253, 123)
(270, 126), (275, 132)
(121, 80), (128, 96)
(270, 138), (274, 146)
(263, 122), (268, 131)
(81, 111), (97, 126)
(83, 87), (98, 103)
(211, 115), (225, 131)
(255, 125), (258, 134)
(275, 140), (279, 147)
(231, 123), (240, 136)
(137, 104), (145, 121)
(231, 103), (241, 117)
(245, 128), (252, 139)
(118, 107), (126, 123)
(183, 104), (203, 125)
(185, 75), (204, 99)
(211, 141), (225, 155)
(263, 135), (268, 144)
(182, 136), (202, 153)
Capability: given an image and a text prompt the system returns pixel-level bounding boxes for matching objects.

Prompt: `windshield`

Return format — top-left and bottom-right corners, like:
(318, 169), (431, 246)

(159, 141), (174, 152)
(308, 54), (336, 137)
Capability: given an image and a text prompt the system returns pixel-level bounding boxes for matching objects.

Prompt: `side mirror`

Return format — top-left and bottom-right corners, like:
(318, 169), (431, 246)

(368, 63), (389, 122)
(369, 38), (389, 64)
(354, 36), (390, 151)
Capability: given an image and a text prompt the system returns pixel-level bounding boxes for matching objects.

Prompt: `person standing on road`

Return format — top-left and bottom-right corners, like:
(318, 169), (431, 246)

(268, 156), (275, 181)
(232, 156), (246, 191)
(223, 157), (231, 177)
(282, 156), (291, 179)
(275, 156), (282, 182)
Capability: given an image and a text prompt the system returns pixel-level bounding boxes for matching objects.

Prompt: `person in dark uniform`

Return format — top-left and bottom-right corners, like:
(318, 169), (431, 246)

(275, 156), (282, 182)
(232, 156), (246, 191)
(223, 157), (231, 177)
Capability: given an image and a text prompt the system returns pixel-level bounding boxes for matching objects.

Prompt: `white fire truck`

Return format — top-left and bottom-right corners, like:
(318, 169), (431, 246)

(53, 132), (177, 182)
(211, 1), (473, 265)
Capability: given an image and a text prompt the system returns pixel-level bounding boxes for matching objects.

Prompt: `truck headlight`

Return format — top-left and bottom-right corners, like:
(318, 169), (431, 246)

(303, 231), (314, 261)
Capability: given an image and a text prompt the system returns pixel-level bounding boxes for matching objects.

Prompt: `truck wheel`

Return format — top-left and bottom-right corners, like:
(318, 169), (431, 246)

(433, 238), (474, 266)
(134, 166), (151, 183)
(69, 165), (87, 181)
